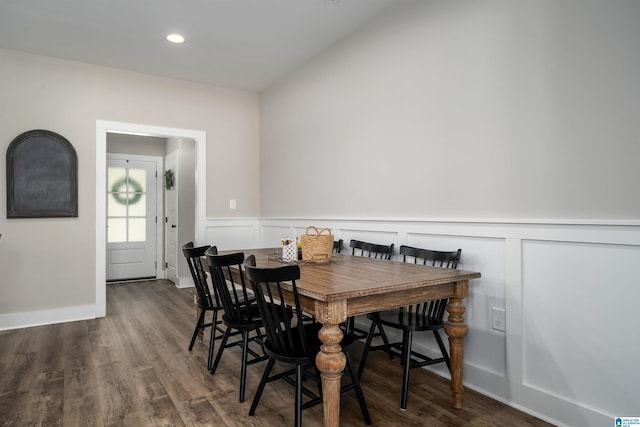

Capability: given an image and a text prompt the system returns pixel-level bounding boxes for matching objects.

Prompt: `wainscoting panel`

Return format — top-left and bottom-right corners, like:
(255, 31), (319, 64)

(370, 231), (507, 380)
(261, 224), (294, 249)
(204, 218), (260, 251)
(201, 217), (640, 427)
(521, 239), (640, 419)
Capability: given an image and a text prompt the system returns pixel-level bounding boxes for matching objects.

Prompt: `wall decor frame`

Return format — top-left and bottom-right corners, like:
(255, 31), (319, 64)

(6, 129), (78, 218)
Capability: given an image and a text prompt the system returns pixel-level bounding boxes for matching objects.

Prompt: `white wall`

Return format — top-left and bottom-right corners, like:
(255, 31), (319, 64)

(256, 0), (640, 425)
(107, 133), (167, 157)
(0, 48), (259, 327)
(259, 0), (640, 219)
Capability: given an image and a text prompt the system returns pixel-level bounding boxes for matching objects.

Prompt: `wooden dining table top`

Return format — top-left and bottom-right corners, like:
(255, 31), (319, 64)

(228, 247), (480, 303)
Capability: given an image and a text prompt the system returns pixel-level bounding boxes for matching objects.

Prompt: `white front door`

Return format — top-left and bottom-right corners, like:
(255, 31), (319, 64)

(165, 150), (179, 285)
(106, 157), (157, 281)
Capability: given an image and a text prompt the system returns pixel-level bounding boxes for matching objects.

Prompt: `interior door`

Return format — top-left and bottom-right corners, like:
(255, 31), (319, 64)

(165, 150), (179, 285)
(106, 157), (157, 281)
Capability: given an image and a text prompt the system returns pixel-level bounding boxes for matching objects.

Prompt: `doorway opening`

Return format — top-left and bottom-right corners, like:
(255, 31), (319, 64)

(95, 121), (206, 317)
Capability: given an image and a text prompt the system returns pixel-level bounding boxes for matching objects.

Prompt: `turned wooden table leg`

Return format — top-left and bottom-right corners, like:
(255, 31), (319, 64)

(316, 323), (345, 427)
(444, 281), (469, 409)
(314, 300), (347, 427)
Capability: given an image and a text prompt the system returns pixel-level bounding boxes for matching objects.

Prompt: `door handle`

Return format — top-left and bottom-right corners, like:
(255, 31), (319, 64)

(171, 224), (176, 229)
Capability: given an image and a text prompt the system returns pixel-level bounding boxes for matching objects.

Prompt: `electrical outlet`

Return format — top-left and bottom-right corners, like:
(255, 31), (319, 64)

(492, 307), (506, 332)
(229, 199), (236, 210)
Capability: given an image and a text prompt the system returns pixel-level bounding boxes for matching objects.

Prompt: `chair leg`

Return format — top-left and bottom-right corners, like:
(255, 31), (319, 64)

(239, 330), (250, 402)
(249, 358), (275, 416)
(207, 310), (219, 371)
(357, 320), (378, 380)
(295, 363), (303, 427)
(376, 322), (394, 360)
(400, 330), (413, 410)
(210, 327), (231, 374)
(346, 354), (372, 425)
(344, 317), (354, 334)
(189, 309), (206, 351)
(433, 329), (451, 371)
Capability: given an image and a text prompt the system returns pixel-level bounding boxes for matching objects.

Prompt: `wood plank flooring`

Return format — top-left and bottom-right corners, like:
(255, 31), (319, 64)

(0, 280), (554, 426)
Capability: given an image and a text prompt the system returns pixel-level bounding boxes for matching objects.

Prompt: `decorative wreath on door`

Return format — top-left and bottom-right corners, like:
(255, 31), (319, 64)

(164, 169), (175, 190)
(111, 177), (143, 205)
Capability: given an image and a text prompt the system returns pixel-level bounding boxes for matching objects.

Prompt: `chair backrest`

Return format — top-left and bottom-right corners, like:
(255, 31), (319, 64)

(182, 242), (218, 309)
(350, 239), (394, 260)
(398, 245), (462, 322)
(205, 248), (256, 325)
(333, 239), (344, 254)
(399, 245), (461, 269)
(244, 255), (311, 358)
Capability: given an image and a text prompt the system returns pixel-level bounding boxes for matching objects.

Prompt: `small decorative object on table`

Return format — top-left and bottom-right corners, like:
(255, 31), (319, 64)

(281, 237), (297, 262)
(300, 226), (334, 263)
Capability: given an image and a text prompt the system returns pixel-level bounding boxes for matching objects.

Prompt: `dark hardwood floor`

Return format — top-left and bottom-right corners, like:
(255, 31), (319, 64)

(0, 280), (554, 426)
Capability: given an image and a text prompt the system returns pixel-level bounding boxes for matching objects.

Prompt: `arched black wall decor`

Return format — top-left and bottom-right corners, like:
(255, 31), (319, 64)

(6, 129), (78, 218)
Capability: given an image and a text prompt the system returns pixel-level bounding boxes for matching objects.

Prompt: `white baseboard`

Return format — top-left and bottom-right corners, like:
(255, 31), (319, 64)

(174, 276), (195, 289)
(0, 304), (96, 331)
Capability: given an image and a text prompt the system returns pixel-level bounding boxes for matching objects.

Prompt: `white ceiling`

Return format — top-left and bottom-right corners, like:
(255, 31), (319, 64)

(0, 0), (407, 92)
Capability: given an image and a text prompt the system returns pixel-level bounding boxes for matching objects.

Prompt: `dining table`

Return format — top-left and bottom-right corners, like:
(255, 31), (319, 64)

(221, 247), (481, 427)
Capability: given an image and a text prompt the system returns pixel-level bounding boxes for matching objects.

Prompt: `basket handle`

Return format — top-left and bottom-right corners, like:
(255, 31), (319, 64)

(318, 227), (332, 236)
(305, 226), (332, 236)
(305, 226), (319, 236)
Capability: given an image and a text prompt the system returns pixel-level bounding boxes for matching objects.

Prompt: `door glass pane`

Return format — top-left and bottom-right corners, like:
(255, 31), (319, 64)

(128, 194), (146, 217)
(108, 192), (127, 217)
(128, 218), (146, 242)
(108, 167), (127, 192)
(108, 218), (127, 243)
(128, 168), (146, 192)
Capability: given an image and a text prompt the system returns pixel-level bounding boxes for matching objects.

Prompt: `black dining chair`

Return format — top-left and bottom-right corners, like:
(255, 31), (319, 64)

(345, 239), (395, 339)
(333, 239), (343, 254)
(349, 239), (394, 260)
(205, 247), (269, 402)
(357, 245), (462, 410)
(243, 255), (371, 427)
(182, 242), (224, 371)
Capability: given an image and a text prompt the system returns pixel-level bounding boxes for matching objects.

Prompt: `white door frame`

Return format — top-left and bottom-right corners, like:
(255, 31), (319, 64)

(95, 120), (206, 317)
(164, 149), (179, 286)
(106, 153), (164, 281)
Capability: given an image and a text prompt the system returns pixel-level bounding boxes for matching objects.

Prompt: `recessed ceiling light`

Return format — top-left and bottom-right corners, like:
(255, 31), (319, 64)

(166, 33), (186, 44)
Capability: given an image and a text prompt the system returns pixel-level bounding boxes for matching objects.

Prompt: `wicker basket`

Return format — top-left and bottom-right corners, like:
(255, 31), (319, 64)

(300, 226), (334, 263)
